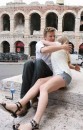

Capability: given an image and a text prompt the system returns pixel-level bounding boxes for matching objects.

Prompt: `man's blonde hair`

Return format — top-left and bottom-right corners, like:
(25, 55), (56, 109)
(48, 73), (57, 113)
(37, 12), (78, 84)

(57, 35), (69, 44)
(43, 27), (57, 37)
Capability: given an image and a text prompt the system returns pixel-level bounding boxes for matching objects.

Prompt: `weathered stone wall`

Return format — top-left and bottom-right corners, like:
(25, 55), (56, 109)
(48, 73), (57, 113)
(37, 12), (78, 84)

(0, 2), (83, 54)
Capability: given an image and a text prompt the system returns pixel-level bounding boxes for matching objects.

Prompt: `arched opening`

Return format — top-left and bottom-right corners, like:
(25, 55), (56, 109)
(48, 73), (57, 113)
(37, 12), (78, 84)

(79, 43), (83, 55)
(69, 42), (74, 54)
(30, 13), (40, 35)
(14, 13), (25, 32)
(15, 41), (24, 53)
(2, 14), (10, 31)
(2, 41), (10, 53)
(80, 12), (83, 31)
(46, 12), (58, 29)
(30, 41), (37, 56)
(62, 13), (75, 31)
(80, 24), (83, 31)
(81, 12), (83, 21)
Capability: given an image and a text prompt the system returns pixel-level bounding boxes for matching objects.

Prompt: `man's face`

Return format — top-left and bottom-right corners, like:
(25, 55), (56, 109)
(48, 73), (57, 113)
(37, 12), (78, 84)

(44, 31), (55, 42)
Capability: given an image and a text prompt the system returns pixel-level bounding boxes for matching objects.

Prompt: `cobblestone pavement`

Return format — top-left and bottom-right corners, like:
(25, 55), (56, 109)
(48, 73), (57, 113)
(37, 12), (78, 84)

(0, 90), (83, 130)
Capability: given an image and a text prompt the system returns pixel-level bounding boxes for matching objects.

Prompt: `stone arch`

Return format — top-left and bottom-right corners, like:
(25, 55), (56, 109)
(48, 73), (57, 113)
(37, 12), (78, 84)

(43, 10), (59, 28)
(78, 8), (83, 18)
(28, 10), (42, 18)
(15, 41), (24, 53)
(1, 13), (10, 31)
(29, 41), (37, 56)
(0, 12), (11, 19)
(46, 12), (58, 29)
(1, 41), (10, 53)
(13, 10), (26, 18)
(61, 10), (76, 18)
(62, 12), (75, 31)
(79, 43), (83, 55)
(29, 13), (41, 35)
(14, 12), (25, 32)
(44, 10), (59, 18)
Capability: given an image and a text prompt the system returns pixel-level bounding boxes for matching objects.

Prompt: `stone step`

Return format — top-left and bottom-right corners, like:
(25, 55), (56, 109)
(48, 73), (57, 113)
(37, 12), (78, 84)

(0, 69), (83, 106)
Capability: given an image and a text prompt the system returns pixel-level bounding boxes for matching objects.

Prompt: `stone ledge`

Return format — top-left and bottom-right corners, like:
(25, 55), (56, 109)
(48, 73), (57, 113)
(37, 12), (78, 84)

(0, 75), (22, 92)
(49, 69), (83, 106)
(0, 69), (83, 106)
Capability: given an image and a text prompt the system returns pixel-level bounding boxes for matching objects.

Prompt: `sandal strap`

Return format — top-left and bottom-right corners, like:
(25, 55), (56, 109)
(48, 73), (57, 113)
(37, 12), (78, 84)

(13, 123), (20, 130)
(30, 119), (39, 130)
(15, 102), (22, 114)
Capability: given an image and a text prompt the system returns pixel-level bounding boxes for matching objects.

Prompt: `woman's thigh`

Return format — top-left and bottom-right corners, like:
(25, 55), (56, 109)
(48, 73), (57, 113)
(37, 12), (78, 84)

(40, 75), (66, 93)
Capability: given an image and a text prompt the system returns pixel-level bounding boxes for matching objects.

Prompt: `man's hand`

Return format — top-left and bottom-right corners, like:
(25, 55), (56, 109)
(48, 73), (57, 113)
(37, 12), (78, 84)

(62, 43), (72, 52)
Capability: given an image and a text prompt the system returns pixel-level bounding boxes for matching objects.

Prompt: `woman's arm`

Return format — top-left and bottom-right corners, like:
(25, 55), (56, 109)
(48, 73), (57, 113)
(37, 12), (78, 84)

(67, 53), (80, 71)
(69, 63), (80, 71)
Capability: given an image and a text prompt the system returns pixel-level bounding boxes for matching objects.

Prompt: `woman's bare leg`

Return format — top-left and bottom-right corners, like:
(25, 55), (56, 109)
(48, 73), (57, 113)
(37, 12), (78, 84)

(33, 75), (66, 123)
(19, 77), (51, 106)
(1, 77), (51, 114)
(19, 75), (66, 130)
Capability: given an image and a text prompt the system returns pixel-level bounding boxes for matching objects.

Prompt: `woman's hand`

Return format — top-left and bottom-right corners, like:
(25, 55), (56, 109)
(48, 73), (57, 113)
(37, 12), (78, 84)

(75, 64), (80, 71)
(62, 43), (72, 52)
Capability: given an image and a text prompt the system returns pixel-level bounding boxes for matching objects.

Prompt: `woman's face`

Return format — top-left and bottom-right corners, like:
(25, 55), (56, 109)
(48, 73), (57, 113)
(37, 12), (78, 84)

(44, 31), (55, 42)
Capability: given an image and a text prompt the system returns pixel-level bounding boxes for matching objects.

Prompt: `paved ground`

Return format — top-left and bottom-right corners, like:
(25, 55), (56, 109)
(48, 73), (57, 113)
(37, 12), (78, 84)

(0, 68), (83, 130)
(0, 61), (24, 80)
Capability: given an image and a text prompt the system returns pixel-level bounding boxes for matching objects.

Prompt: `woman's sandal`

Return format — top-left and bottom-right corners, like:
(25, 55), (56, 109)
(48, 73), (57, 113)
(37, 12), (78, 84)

(13, 119), (39, 130)
(0, 102), (22, 118)
(30, 119), (39, 130)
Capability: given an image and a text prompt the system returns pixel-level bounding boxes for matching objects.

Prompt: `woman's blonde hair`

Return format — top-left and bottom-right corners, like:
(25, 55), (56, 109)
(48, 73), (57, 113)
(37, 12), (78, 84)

(57, 35), (69, 45)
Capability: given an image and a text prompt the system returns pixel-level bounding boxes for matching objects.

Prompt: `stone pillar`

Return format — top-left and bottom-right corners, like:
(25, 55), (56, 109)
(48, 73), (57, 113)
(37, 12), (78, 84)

(24, 42), (30, 55)
(75, 17), (80, 33)
(58, 16), (62, 34)
(75, 36), (80, 51)
(0, 43), (2, 52)
(10, 18), (14, 34)
(24, 45), (29, 55)
(75, 17), (80, 51)
(40, 17), (45, 35)
(10, 42), (15, 52)
(24, 18), (30, 35)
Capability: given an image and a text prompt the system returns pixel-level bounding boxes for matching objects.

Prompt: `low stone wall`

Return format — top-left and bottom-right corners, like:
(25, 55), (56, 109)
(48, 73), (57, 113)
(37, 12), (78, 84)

(0, 69), (83, 106)
(49, 69), (83, 106)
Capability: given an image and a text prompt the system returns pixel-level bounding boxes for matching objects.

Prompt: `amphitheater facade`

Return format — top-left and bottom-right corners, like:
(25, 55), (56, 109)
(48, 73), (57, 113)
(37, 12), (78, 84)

(0, 0), (83, 56)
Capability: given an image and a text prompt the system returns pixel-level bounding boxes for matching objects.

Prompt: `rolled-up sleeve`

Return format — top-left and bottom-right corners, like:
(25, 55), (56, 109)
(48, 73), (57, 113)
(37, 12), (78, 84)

(36, 41), (44, 53)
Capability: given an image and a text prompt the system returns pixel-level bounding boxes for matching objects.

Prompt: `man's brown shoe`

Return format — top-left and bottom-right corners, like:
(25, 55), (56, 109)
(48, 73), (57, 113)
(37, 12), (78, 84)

(31, 97), (38, 110)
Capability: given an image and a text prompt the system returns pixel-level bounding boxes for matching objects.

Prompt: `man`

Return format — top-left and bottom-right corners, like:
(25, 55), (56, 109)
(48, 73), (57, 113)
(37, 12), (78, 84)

(20, 27), (71, 116)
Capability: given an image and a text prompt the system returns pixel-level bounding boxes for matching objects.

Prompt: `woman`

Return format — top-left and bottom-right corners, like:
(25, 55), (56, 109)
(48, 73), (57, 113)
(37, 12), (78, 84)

(0, 36), (80, 130)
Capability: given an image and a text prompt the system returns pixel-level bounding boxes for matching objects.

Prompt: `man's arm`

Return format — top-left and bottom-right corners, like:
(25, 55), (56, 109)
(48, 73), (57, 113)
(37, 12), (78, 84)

(69, 63), (80, 71)
(41, 40), (56, 46)
(41, 41), (72, 53)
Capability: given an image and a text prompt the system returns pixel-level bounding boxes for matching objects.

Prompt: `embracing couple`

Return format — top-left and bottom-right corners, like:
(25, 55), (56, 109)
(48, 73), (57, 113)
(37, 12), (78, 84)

(0, 27), (80, 130)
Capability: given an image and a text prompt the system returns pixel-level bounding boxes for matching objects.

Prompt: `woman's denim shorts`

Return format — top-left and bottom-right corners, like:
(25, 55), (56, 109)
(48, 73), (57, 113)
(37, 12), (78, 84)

(58, 71), (72, 85)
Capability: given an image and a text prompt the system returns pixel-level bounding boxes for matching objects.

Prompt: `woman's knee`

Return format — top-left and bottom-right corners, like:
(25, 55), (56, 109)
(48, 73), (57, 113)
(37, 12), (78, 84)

(36, 78), (45, 85)
(39, 84), (48, 93)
